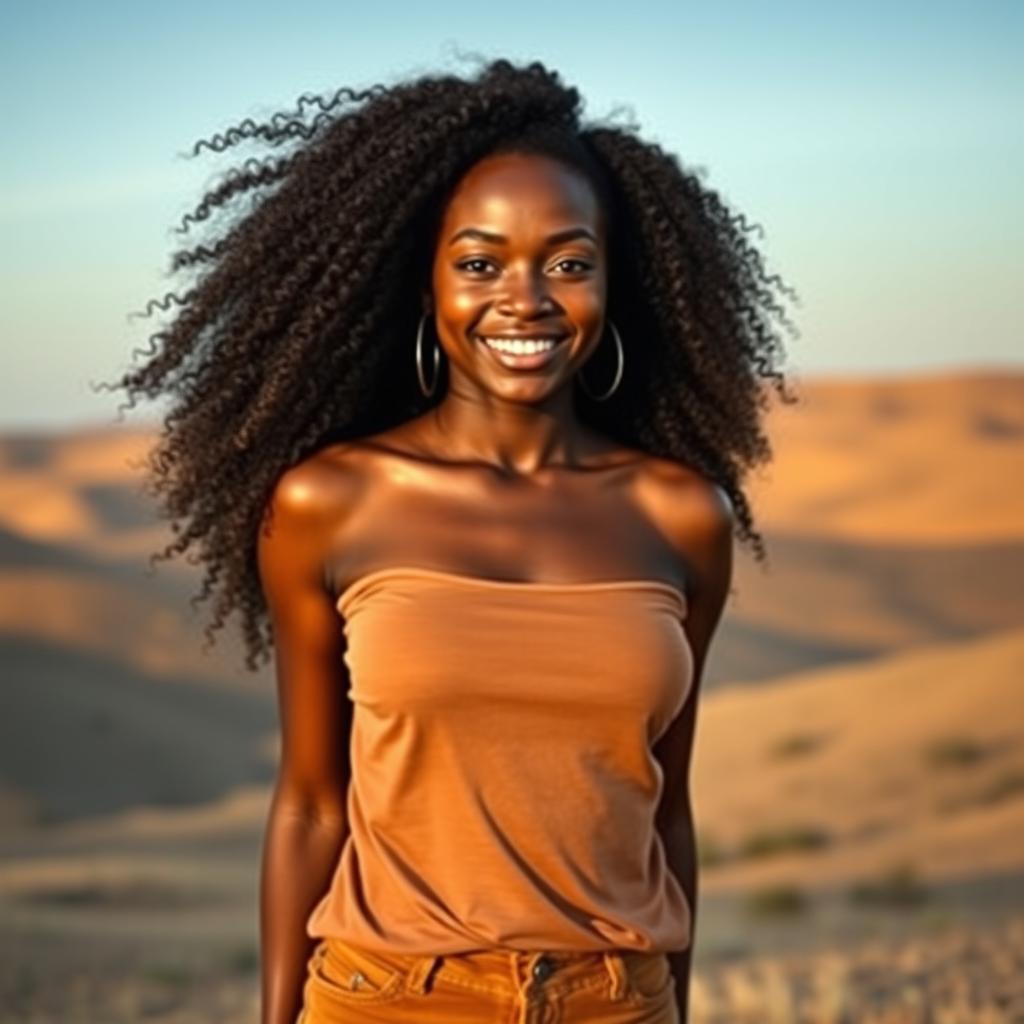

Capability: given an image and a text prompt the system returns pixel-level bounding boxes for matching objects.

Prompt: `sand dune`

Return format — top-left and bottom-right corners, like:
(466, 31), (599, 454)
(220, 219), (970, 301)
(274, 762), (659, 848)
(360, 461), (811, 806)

(0, 634), (275, 830)
(694, 625), (1024, 890)
(750, 368), (1024, 543)
(0, 425), (169, 560)
(0, 571), (251, 687)
(713, 530), (1024, 684)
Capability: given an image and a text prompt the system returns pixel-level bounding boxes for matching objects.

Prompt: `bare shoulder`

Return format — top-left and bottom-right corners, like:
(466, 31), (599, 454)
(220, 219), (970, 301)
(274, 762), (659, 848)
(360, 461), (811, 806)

(634, 453), (734, 608)
(260, 415), (440, 551)
(638, 456), (737, 663)
(262, 441), (370, 528)
(256, 442), (373, 596)
(638, 454), (735, 546)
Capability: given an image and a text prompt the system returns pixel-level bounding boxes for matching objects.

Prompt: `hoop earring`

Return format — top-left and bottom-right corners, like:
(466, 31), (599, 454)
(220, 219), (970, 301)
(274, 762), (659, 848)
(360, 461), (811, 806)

(577, 319), (624, 401)
(416, 311), (441, 398)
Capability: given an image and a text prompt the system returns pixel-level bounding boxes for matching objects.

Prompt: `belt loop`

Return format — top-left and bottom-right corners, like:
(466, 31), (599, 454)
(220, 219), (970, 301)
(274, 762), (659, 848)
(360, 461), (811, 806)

(404, 954), (441, 994)
(603, 952), (629, 1001)
(511, 951), (533, 1024)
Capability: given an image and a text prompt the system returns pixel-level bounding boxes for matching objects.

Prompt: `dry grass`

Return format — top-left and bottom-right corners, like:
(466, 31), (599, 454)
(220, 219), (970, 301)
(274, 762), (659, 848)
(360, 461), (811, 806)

(690, 913), (1024, 1023)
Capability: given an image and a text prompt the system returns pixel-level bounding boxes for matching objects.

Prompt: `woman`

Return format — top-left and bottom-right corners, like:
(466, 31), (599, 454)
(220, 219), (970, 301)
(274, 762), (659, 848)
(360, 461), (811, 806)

(109, 57), (796, 1023)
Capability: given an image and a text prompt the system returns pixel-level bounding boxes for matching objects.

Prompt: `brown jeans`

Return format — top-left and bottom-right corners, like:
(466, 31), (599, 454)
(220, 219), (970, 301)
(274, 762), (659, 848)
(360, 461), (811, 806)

(298, 936), (680, 1023)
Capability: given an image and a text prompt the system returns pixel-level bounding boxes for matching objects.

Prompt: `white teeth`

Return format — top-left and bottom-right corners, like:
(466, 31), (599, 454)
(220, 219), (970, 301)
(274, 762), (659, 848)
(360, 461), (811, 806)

(480, 337), (560, 355)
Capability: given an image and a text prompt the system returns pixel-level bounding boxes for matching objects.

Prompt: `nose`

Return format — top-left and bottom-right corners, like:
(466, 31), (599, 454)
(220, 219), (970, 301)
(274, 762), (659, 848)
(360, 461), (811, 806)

(498, 266), (555, 318)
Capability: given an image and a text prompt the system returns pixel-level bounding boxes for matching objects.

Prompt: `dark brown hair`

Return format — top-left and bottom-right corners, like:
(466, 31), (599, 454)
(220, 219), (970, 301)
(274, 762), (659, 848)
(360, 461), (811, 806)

(100, 56), (799, 671)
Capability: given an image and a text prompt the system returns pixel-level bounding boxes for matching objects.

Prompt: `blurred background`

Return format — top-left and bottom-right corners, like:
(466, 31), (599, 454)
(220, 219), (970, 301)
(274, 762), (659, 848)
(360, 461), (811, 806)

(1, 2), (1022, 1021)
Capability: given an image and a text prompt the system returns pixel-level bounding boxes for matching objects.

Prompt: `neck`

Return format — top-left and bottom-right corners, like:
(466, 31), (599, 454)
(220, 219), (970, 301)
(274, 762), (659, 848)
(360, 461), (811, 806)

(428, 383), (591, 478)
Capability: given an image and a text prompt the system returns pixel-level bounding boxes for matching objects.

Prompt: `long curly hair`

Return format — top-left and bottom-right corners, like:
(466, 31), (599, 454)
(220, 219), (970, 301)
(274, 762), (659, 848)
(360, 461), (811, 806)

(100, 55), (799, 672)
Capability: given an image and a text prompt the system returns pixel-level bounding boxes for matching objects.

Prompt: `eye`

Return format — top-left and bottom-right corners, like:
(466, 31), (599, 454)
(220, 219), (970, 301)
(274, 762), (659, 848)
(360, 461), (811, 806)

(456, 258), (495, 274)
(553, 258), (592, 274)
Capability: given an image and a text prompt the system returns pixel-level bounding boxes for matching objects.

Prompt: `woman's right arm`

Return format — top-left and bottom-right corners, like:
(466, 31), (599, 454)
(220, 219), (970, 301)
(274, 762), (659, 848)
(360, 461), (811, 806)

(256, 458), (357, 1024)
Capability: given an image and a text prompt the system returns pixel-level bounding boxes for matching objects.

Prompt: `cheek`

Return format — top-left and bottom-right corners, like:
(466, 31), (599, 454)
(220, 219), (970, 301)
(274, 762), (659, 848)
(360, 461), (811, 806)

(434, 271), (482, 320)
(450, 292), (480, 318)
(568, 289), (605, 326)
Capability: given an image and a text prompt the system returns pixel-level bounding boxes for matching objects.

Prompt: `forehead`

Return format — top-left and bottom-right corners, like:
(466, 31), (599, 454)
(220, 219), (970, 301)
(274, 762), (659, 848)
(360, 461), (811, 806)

(439, 152), (603, 238)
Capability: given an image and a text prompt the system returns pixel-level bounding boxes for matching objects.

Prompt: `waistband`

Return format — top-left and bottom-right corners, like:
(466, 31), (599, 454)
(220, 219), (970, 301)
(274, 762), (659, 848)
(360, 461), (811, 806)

(319, 938), (665, 1022)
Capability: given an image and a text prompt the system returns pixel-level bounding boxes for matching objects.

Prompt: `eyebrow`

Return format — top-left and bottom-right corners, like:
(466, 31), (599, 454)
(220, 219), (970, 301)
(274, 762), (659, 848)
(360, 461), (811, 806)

(448, 226), (598, 246)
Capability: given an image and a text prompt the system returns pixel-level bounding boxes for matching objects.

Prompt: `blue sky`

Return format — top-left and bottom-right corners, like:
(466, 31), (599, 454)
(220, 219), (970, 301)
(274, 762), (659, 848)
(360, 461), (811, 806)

(1, 0), (1021, 429)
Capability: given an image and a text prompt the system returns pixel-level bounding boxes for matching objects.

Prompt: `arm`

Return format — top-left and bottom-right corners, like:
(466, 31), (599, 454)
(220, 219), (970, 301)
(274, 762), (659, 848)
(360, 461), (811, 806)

(256, 459), (356, 1024)
(650, 473), (734, 1022)
(662, 804), (698, 1023)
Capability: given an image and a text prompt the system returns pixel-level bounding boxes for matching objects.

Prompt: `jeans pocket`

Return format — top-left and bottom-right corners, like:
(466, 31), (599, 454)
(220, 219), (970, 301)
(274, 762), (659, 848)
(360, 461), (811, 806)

(624, 953), (675, 1006)
(309, 938), (411, 1005)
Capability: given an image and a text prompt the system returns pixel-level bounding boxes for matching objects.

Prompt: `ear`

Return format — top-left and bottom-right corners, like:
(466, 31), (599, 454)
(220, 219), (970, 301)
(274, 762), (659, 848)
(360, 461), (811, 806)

(421, 290), (433, 316)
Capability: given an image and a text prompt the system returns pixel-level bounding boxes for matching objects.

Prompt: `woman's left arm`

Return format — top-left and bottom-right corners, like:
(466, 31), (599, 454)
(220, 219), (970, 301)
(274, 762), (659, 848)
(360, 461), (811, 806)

(649, 469), (735, 1022)
(661, 806), (698, 1023)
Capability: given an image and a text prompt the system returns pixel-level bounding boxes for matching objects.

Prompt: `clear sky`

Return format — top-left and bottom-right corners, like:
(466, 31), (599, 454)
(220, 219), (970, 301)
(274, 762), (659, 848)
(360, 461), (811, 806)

(1, 0), (1020, 429)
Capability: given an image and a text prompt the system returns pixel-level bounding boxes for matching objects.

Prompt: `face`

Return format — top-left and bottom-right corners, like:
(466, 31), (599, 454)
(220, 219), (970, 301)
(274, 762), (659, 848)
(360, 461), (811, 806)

(428, 151), (607, 404)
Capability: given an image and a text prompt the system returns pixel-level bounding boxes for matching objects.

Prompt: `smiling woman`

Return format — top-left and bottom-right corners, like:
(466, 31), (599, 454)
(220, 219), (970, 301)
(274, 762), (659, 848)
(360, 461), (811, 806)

(101, 55), (797, 1024)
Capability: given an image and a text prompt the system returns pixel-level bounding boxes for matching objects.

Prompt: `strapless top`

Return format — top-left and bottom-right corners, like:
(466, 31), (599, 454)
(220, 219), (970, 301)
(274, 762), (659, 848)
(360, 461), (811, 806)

(305, 565), (694, 954)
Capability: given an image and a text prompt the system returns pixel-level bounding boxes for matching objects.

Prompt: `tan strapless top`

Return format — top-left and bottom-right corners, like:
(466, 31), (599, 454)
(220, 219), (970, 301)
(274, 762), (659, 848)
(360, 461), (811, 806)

(305, 565), (694, 954)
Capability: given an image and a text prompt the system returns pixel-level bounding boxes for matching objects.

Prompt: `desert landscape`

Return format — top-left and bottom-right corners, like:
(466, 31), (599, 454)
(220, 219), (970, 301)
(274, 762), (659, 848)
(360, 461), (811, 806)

(1, 368), (1022, 1022)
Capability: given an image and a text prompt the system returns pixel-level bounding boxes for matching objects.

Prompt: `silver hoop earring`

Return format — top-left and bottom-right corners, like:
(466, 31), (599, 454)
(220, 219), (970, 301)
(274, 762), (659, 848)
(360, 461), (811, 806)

(416, 311), (441, 398)
(577, 319), (624, 401)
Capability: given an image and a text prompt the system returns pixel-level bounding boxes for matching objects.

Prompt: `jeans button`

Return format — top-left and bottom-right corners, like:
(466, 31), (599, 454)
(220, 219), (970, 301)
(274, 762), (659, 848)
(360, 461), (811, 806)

(532, 956), (555, 982)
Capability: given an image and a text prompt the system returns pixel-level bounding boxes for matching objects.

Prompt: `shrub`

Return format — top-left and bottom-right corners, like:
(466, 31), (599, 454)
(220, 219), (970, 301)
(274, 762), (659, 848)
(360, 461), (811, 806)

(222, 943), (259, 976)
(737, 824), (830, 859)
(846, 862), (930, 908)
(923, 736), (990, 770)
(696, 830), (728, 868)
(769, 732), (825, 759)
(744, 884), (808, 918)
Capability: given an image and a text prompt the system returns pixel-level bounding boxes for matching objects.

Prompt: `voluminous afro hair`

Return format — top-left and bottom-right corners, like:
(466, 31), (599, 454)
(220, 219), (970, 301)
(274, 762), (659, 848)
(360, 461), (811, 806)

(102, 55), (799, 672)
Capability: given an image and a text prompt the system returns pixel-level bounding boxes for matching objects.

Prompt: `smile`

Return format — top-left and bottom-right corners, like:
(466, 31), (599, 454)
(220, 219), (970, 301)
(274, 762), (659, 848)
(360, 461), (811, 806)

(480, 336), (563, 353)
(476, 334), (568, 371)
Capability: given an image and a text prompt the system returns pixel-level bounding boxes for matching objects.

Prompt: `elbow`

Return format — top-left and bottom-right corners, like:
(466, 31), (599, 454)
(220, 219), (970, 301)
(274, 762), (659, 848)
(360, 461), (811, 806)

(270, 785), (349, 832)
